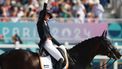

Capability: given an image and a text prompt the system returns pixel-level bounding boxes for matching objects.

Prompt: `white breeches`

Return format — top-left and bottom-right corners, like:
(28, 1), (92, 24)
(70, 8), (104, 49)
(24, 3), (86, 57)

(44, 39), (64, 61)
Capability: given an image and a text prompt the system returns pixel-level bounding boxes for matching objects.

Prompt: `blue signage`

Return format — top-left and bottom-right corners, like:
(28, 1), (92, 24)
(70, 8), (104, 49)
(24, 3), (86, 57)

(0, 22), (39, 43)
(108, 23), (122, 39)
(0, 22), (107, 44)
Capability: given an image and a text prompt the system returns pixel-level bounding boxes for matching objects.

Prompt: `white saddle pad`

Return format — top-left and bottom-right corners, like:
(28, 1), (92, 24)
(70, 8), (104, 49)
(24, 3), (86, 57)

(40, 56), (53, 69)
(39, 46), (69, 69)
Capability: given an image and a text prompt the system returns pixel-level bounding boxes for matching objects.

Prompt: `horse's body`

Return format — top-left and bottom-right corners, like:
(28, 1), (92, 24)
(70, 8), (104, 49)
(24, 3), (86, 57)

(0, 50), (40, 69)
(0, 31), (121, 69)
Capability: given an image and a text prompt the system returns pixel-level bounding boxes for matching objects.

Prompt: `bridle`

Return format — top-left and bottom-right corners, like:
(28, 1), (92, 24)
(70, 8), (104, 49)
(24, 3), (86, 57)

(99, 58), (116, 68)
(69, 37), (119, 69)
(93, 38), (118, 69)
(97, 45), (117, 69)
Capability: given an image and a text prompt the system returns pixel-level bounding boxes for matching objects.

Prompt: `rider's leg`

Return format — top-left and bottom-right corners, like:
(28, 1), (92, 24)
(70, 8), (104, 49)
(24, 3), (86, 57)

(44, 39), (64, 61)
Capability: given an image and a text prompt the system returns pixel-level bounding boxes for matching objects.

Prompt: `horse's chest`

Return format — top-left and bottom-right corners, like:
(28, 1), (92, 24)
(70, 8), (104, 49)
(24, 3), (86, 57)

(40, 56), (53, 69)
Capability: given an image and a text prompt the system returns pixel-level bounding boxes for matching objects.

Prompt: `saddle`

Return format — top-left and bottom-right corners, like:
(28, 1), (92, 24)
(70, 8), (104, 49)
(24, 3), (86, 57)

(39, 46), (69, 69)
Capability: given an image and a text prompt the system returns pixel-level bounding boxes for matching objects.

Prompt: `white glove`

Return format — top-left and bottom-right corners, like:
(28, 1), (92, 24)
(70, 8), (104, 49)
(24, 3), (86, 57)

(60, 45), (64, 47)
(45, 0), (48, 3)
(59, 45), (65, 50)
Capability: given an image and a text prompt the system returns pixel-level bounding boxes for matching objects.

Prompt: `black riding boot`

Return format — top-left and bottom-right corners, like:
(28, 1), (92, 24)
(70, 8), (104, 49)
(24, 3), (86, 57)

(56, 58), (64, 69)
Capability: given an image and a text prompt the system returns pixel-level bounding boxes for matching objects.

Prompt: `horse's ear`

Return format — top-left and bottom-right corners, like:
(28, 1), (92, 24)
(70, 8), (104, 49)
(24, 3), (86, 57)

(102, 30), (107, 37)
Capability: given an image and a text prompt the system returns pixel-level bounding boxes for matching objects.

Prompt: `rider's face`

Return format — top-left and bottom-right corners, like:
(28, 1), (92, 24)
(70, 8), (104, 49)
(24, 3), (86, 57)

(44, 14), (50, 21)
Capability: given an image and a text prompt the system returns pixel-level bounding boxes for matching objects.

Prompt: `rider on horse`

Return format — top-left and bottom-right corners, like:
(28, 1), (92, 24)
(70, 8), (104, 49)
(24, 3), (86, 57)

(36, 0), (64, 69)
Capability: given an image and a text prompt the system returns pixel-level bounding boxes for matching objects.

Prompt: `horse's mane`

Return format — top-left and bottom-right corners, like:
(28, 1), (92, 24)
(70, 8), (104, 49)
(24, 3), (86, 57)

(71, 36), (100, 51)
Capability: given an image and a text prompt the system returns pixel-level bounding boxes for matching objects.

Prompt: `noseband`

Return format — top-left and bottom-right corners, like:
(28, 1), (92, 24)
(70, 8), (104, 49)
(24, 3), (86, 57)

(107, 44), (118, 60)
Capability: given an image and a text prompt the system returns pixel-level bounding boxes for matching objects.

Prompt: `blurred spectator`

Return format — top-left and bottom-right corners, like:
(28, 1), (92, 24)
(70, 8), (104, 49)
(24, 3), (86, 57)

(12, 34), (23, 44)
(0, 5), (3, 17)
(76, 0), (86, 23)
(86, 12), (95, 23)
(50, 0), (60, 17)
(72, 0), (78, 17)
(100, 0), (110, 7)
(58, 0), (72, 18)
(90, 0), (104, 21)
(0, 34), (4, 44)
(17, 7), (24, 17)
(21, 0), (29, 5)
(0, 0), (109, 22)
(11, 6), (18, 17)
(83, 0), (92, 14)
(1, 1), (11, 22)
(0, 0), (5, 5)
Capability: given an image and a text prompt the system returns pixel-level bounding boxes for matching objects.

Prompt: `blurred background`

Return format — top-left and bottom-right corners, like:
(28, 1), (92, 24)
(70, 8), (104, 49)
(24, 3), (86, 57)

(0, 0), (122, 69)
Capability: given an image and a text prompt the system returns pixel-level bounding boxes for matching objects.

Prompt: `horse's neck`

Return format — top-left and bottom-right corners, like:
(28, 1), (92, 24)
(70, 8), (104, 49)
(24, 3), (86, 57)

(69, 48), (96, 65)
(68, 39), (97, 67)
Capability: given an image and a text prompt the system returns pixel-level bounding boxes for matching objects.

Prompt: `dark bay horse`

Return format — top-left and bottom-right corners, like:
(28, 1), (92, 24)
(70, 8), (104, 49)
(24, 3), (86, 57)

(0, 31), (121, 69)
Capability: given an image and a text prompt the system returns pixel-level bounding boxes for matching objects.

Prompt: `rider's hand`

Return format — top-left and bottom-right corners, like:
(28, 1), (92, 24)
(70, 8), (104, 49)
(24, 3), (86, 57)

(45, 0), (48, 3)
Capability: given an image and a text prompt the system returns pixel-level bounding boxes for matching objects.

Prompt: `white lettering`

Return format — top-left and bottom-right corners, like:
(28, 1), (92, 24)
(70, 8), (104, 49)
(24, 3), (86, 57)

(23, 27), (30, 37)
(62, 28), (71, 37)
(2, 27), (9, 36)
(74, 28), (81, 39)
(13, 27), (20, 35)
(83, 28), (91, 38)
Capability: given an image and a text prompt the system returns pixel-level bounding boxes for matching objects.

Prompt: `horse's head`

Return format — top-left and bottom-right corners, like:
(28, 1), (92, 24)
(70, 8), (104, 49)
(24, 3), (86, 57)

(68, 31), (121, 68)
(98, 31), (121, 60)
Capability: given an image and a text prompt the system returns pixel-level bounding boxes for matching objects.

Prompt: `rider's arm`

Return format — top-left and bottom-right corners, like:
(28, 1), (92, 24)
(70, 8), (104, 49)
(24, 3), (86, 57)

(36, 2), (47, 39)
(37, 3), (47, 26)
(51, 35), (61, 46)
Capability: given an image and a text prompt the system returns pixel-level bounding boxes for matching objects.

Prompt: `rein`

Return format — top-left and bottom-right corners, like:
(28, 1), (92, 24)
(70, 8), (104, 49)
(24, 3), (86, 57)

(92, 43), (117, 69)
(93, 58), (117, 69)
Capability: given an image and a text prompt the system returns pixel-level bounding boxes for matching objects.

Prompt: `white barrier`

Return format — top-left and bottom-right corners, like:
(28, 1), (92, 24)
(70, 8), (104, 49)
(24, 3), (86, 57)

(0, 44), (122, 69)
